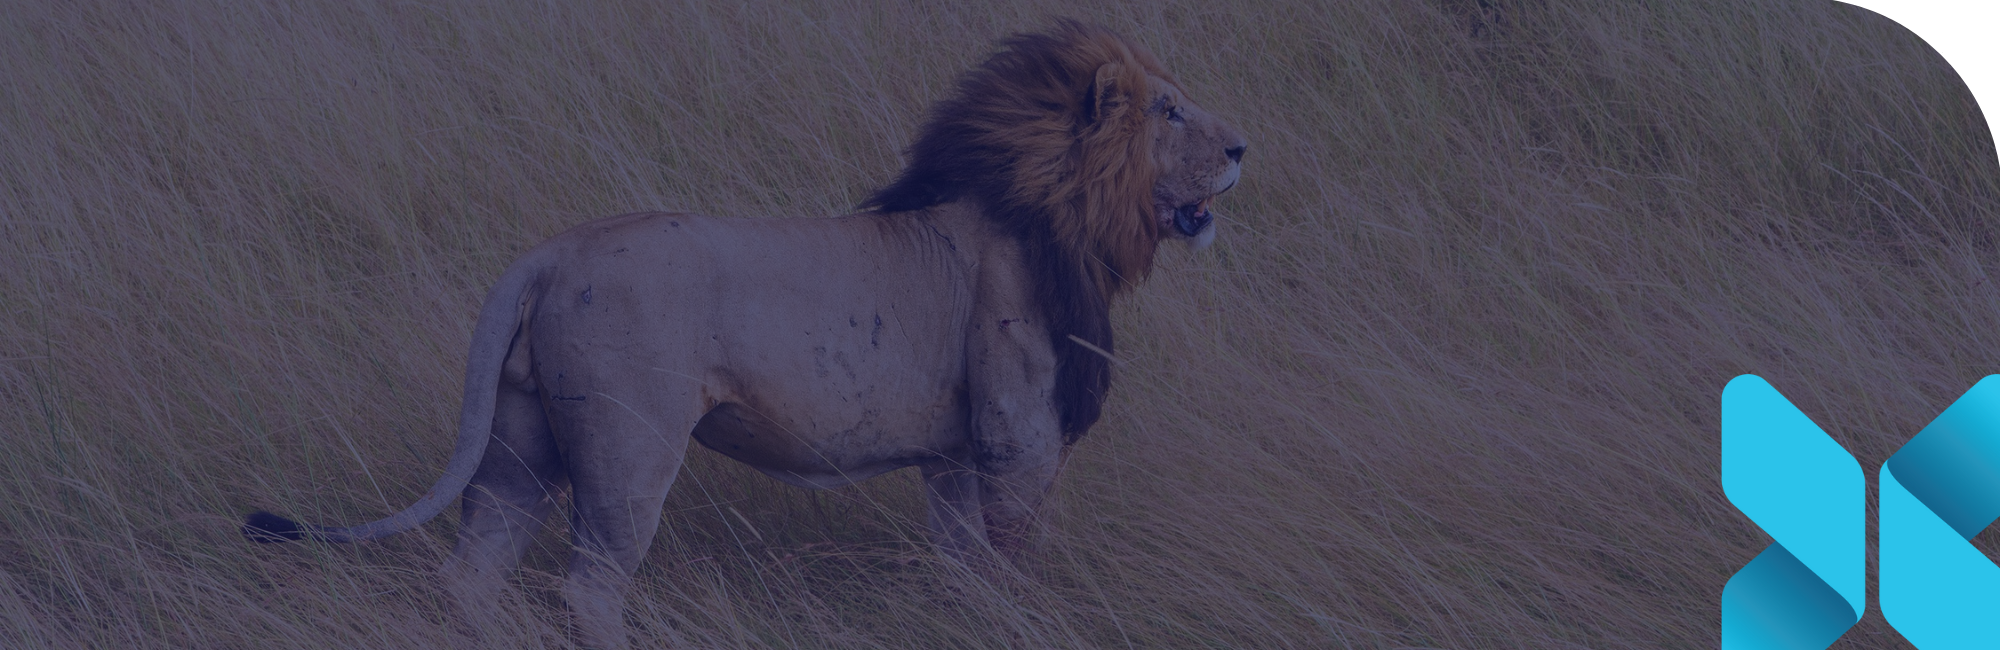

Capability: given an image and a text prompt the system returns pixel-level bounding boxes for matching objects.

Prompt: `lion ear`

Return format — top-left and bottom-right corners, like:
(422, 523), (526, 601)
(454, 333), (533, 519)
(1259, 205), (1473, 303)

(1084, 63), (1130, 126)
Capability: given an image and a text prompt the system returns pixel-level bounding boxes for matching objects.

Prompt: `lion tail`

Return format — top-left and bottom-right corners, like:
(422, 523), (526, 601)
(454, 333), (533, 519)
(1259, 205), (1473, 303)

(243, 259), (540, 544)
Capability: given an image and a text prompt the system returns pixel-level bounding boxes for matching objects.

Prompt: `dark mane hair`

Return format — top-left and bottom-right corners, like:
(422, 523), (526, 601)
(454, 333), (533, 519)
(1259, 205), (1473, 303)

(862, 21), (1174, 442)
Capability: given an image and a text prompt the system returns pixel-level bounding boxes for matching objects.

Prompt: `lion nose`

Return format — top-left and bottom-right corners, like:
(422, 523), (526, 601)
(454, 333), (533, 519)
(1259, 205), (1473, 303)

(1225, 144), (1246, 162)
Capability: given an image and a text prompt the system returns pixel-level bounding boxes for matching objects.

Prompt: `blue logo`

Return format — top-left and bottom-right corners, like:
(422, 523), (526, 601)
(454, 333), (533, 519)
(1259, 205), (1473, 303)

(1723, 374), (2000, 649)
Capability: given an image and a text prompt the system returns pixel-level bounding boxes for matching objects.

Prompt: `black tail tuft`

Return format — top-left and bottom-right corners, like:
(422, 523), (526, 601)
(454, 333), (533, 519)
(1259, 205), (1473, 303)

(243, 511), (307, 543)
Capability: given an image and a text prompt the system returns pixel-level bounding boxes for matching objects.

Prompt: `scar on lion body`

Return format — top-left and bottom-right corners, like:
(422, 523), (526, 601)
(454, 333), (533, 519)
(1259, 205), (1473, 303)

(243, 20), (1246, 649)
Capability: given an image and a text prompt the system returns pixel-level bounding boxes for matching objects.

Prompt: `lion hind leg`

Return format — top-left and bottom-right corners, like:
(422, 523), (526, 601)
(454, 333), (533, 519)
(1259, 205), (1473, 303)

(562, 471), (679, 650)
(554, 393), (698, 650)
(441, 382), (565, 640)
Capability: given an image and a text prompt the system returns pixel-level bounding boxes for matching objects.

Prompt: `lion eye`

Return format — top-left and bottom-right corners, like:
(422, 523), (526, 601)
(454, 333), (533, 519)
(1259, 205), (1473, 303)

(1167, 106), (1185, 123)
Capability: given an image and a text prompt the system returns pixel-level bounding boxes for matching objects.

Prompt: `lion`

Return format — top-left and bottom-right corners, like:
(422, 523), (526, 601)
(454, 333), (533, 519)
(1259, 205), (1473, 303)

(242, 20), (1246, 648)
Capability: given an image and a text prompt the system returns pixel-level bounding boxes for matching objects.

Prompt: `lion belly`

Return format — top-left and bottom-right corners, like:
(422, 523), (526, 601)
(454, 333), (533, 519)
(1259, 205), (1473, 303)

(523, 211), (987, 489)
(690, 397), (969, 488)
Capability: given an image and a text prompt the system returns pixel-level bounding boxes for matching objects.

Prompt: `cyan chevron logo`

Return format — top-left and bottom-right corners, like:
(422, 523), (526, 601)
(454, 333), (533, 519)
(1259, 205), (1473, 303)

(1722, 374), (2000, 649)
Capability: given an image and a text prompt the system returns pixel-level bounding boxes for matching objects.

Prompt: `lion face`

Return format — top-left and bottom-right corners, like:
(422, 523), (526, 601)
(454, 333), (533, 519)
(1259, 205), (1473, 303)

(1144, 76), (1247, 250)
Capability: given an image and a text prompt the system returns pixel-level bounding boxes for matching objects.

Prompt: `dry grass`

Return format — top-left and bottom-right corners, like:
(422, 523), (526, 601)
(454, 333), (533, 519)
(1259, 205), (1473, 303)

(3, 0), (1996, 648)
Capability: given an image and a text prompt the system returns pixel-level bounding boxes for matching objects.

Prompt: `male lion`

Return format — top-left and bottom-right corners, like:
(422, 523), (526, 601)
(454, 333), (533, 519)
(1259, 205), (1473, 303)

(244, 20), (1246, 648)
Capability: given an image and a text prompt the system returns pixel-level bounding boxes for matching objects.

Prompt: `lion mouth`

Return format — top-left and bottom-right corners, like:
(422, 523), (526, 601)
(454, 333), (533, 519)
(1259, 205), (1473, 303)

(1172, 197), (1214, 237)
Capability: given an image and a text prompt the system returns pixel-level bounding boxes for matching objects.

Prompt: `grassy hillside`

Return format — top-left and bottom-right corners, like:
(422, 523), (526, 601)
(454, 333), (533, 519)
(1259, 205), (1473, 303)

(2, 0), (1995, 647)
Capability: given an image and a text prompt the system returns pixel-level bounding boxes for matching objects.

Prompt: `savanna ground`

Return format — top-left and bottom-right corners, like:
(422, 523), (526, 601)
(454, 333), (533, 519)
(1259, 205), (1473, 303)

(3, 0), (1996, 648)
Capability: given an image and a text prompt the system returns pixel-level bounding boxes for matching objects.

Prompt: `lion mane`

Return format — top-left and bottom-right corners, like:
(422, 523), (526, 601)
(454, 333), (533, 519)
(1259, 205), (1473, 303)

(865, 20), (1177, 442)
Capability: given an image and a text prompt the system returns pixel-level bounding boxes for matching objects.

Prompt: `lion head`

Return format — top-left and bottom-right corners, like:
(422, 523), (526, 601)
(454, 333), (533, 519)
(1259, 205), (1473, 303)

(865, 21), (1247, 441)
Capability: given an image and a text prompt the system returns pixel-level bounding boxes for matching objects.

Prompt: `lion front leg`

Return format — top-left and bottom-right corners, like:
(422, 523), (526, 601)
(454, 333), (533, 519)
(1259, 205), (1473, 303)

(975, 434), (1063, 558)
(922, 460), (986, 561)
(963, 277), (1070, 561)
(965, 354), (1065, 560)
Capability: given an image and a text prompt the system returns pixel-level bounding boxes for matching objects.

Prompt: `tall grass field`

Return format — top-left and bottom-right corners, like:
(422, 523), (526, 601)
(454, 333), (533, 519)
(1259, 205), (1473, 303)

(3, 0), (1996, 647)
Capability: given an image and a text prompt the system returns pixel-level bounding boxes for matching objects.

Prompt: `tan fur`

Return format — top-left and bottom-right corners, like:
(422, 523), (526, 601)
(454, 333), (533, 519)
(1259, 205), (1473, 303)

(243, 21), (1245, 649)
